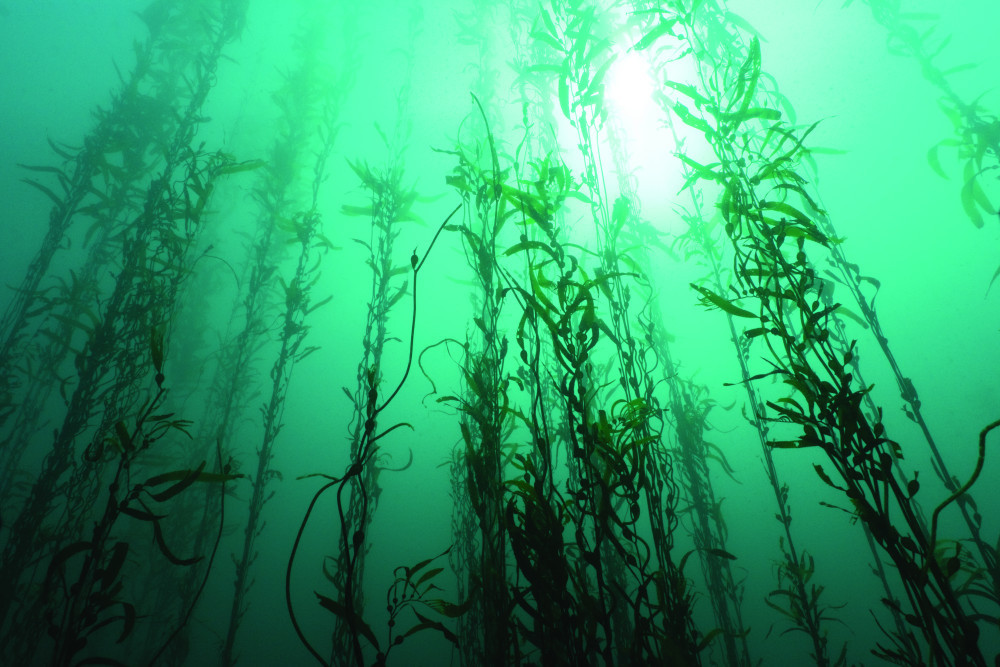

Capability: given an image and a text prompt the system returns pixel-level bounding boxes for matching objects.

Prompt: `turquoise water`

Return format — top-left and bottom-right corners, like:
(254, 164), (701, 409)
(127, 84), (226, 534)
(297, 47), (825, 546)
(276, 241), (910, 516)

(1, 1), (999, 665)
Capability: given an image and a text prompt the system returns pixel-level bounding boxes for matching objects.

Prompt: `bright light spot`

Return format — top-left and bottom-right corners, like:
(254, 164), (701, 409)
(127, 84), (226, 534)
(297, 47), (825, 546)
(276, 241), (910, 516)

(605, 50), (657, 120)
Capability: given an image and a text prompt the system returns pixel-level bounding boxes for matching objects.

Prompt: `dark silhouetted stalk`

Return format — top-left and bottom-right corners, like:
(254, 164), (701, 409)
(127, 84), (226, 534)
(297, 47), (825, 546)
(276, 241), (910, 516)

(443, 95), (516, 667)
(329, 66), (420, 667)
(0, 2), (249, 662)
(286, 203), (462, 667)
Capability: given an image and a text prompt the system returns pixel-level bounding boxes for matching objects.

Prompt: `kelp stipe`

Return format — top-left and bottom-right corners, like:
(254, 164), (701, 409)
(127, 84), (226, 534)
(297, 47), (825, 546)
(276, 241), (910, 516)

(2, 1), (998, 665)
(690, 2), (996, 661)
(827, 2), (1000, 613)
(13, 144), (244, 664)
(434, 91), (703, 661)
(606, 106), (755, 666)
(285, 203), (462, 667)
(0, 29), (167, 438)
(501, 155), (697, 664)
(219, 2), (352, 662)
(307, 9), (426, 667)
(42, 358), (240, 667)
(499, 151), (613, 664)
(0, 111), (246, 667)
(425, 92), (521, 666)
(739, 0), (1000, 639)
(328, 90), (422, 667)
(0, 0), (246, 509)
(608, 79), (757, 667)
(632, 3), (886, 664)
(435, 93), (668, 665)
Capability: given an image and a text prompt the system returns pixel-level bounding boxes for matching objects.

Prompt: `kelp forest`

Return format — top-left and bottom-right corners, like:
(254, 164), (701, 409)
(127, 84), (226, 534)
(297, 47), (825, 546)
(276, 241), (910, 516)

(2, 0), (999, 664)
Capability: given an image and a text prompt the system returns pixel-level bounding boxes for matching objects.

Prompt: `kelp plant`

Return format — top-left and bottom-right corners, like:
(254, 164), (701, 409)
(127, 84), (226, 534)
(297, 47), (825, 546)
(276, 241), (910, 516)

(632, 4), (851, 664)
(523, 0), (706, 660)
(4, 1), (1000, 665)
(638, 0), (996, 663)
(0, 5), (250, 665)
(286, 200), (464, 667)
(220, 2), (350, 662)
(326, 49), (423, 667)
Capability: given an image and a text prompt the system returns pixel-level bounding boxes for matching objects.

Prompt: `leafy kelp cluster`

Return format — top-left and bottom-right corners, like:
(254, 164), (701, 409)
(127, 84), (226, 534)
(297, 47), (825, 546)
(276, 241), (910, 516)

(0, 0), (998, 665)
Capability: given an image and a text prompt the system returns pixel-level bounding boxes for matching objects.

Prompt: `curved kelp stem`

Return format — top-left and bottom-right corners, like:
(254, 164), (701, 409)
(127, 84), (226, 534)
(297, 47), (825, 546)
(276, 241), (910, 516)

(929, 418), (1000, 552)
(286, 204), (461, 666)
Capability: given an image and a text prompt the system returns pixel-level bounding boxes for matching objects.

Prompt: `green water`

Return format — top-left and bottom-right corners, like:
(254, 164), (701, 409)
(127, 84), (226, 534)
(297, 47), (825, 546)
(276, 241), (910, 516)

(1, 0), (998, 665)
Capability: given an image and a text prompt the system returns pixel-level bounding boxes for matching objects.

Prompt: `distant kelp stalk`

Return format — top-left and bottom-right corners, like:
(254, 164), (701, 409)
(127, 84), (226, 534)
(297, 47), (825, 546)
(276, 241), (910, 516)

(0, 1), (250, 664)
(219, 2), (349, 664)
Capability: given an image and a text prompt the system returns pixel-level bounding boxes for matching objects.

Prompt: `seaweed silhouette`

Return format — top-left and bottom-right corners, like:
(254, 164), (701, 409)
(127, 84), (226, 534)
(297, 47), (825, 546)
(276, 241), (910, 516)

(1, 1), (998, 665)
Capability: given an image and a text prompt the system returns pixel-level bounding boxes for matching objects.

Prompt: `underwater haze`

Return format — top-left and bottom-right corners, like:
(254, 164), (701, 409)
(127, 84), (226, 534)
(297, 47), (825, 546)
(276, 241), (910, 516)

(1, 0), (999, 665)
